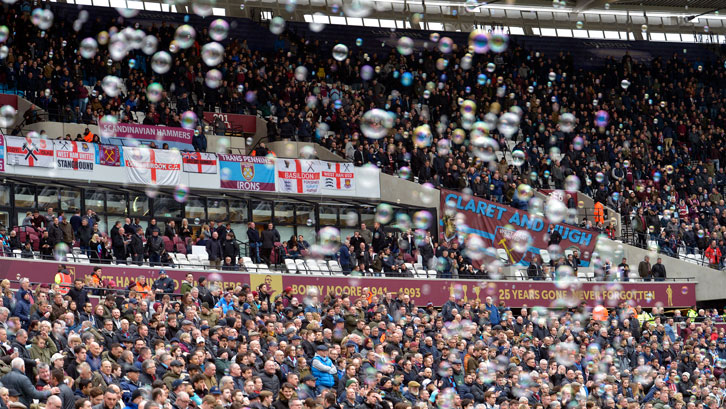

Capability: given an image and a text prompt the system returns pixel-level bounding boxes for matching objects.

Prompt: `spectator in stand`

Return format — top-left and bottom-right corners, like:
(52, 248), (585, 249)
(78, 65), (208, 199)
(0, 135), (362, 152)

(705, 240), (722, 269)
(205, 232), (224, 268)
(261, 223), (281, 266)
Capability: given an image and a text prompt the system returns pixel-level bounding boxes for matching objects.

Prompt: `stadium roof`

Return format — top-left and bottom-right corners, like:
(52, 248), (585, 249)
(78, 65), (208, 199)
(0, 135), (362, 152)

(56, 0), (726, 41)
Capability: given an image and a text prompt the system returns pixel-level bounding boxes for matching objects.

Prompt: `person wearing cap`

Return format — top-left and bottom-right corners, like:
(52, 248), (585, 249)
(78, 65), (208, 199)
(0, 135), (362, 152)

(120, 365), (141, 403)
(297, 375), (317, 400)
(403, 381), (421, 404)
(311, 345), (336, 395)
(163, 360), (185, 391)
(1, 358), (59, 407)
(151, 270), (175, 300)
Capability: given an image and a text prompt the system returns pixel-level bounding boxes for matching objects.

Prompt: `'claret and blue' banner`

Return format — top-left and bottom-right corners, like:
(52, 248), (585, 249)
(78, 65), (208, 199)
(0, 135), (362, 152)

(440, 189), (597, 266)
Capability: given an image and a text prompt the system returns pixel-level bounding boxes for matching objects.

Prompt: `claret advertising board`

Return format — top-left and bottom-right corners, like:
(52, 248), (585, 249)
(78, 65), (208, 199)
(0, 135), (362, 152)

(0, 259), (696, 308)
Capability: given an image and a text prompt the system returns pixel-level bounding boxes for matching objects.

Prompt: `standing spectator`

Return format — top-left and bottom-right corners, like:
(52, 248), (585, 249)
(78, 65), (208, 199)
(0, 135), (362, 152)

(652, 257), (667, 281)
(146, 230), (164, 266)
(247, 222), (262, 263)
(310, 346), (336, 395)
(705, 240), (722, 269)
(638, 255), (652, 281)
(129, 228), (145, 266)
(205, 232), (223, 268)
(261, 223), (281, 265)
(359, 223), (373, 246)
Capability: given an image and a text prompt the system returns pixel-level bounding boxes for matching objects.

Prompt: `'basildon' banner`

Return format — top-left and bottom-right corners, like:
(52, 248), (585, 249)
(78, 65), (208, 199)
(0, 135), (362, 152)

(440, 189), (597, 266)
(0, 258), (695, 308)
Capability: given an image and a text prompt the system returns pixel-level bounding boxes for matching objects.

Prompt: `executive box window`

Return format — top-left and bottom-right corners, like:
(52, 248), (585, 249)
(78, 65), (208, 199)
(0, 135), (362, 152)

(0, 186), (10, 207)
(296, 204), (315, 226)
(84, 189), (106, 213)
(60, 189), (81, 211)
(251, 200), (272, 225)
(228, 199), (247, 222)
(37, 187), (58, 210)
(359, 206), (376, 228)
(14, 186), (35, 208)
(107, 192), (128, 215)
(129, 193), (149, 216)
(275, 202), (295, 225)
(185, 197), (206, 221)
(319, 205), (337, 226)
(153, 194), (182, 218)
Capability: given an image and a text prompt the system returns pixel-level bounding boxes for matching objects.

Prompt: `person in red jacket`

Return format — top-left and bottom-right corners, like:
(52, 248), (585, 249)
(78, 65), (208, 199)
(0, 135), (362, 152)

(705, 240), (722, 269)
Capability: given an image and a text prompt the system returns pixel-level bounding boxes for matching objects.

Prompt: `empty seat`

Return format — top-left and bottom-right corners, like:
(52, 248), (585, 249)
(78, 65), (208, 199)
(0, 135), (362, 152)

(317, 260), (330, 274)
(328, 260), (343, 274)
(539, 250), (551, 264)
(305, 260), (321, 274)
(497, 249), (509, 264)
(285, 259), (298, 273)
(295, 259), (308, 273)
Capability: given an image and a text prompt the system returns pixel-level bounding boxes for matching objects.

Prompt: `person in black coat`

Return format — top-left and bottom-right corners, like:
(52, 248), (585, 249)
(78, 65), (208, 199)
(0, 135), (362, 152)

(67, 279), (89, 308)
(146, 230), (164, 266)
(130, 228), (145, 265)
(151, 270), (175, 299)
(48, 218), (64, 248)
(205, 232), (224, 268)
(111, 227), (128, 264)
(261, 223), (281, 265)
(247, 222), (261, 263)
(372, 222), (386, 253)
(221, 233), (240, 265)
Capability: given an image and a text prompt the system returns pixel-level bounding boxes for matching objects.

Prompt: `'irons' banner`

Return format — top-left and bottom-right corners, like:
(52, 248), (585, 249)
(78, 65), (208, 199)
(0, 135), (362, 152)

(182, 151), (217, 174)
(440, 189), (597, 266)
(218, 154), (275, 191)
(123, 147), (182, 186)
(0, 258), (696, 308)
(321, 161), (355, 192)
(54, 140), (96, 171)
(276, 159), (321, 194)
(5, 135), (54, 167)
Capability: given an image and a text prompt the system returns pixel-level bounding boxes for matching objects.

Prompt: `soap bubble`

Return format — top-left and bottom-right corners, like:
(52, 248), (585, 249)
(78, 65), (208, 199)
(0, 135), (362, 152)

(151, 51), (172, 74)
(205, 69), (223, 88)
(181, 111), (198, 129)
(360, 65), (374, 81)
(559, 112), (576, 132)
(438, 37), (454, 53)
(486, 62), (496, 72)
(209, 19), (230, 41)
(430, 32), (440, 42)
(294, 66), (308, 81)
(173, 185), (189, 203)
(488, 30), (508, 53)
(401, 72), (413, 86)
(545, 197), (567, 223)
(79, 37), (98, 58)
(342, 0), (373, 17)
(398, 167), (411, 180)
(413, 211), (433, 229)
(595, 110), (609, 127)
(332, 43), (349, 61)
(511, 150), (526, 166)
(477, 73), (487, 85)
(376, 203), (394, 224)
(621, 79), (631, 89)
(595, 172), (605, 183)
(31, 9), (53, 30)
(356, 38), (363, 46)
(202, 42), (225, 66)
(565, 175), (580, 192)
(397, 37), (414, 55)
(174, 24), (196, 49)
(0, 105), (16, 127)
(548, 71), (557, 82)
(641, 24), (648, 32)
(270, 16), (286, 35)
(361, 109), (394, 139)
(146, 82), (164, 103)
(497, 112), (520, 138)
(102, 76), (123, 97)
(468, 30), (489, 54)
(575, 21), (584, 29)
(142, 35), (159, 55)
(413, 125), (433, 148)
(512, 230), (532, 253)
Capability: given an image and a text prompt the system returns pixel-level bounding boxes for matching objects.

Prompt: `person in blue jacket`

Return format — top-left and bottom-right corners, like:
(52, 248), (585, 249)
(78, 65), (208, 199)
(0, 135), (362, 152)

(310, 345), (337, 395)
(484, 296), (500, 325)
(338, 244), (352, 274)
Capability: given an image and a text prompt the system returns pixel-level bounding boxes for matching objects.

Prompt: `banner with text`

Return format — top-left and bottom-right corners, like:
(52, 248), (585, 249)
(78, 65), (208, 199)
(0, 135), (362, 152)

(218, 154), (275, 191)
(203, 112), (257, 134)
(182, 151), (217, 174)
(54, 140), (96, 171)
(123, 147), (182, 186)
(0, 259), (696, 308)
(276, 159), (321, 194)
(5, 135), (54, 168)
(100, 122), (194, 151)
(321, 161), (355, 193)
(440, 189), (598, 266)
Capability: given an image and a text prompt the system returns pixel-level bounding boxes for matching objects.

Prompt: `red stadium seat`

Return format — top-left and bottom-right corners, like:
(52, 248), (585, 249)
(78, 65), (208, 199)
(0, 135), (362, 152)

(175, 242), (187, 254)
(162, 236), (174, 253)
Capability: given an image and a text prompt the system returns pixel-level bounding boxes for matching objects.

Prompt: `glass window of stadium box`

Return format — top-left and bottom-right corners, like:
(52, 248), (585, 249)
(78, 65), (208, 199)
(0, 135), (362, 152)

(185, 197), (206, 221)
(339, 206), (359, 241)
(59, 189), (81, 212)
(208, 198), (228, 223)
(84, 189), (106, 214)
(359, 206), (376, 228)
(37, 187), (58, 211)
(107, 192), (128, 216)
(129, 193), (149, 217)
(295, 204), (316, 243)
(251, 200), (272, 224)
(319, 205), (338, 227)
(0, 185), (10, 228)
(274, 201), (295, 243)
(153, 194), (182, 219)
(227, 199), (246, 222)
(13, 186), (35, 209)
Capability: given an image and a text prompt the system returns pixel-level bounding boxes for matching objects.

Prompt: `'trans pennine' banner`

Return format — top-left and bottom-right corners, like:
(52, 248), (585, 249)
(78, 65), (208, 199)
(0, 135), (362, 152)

(440, 189), (597, 266)
(123, 147), (182, 186)
(276, 159), (320, 194)
(218, 154), (275, 191)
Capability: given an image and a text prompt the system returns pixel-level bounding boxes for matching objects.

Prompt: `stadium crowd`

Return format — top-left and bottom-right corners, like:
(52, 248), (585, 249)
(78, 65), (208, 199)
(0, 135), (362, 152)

(0, 269), (720, 409)
(2, 1), (726, 266)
